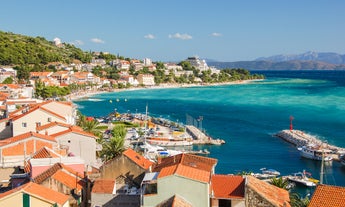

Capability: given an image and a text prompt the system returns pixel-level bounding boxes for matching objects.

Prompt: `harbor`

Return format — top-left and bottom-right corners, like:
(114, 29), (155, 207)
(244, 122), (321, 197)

(275, 129), (345, 161)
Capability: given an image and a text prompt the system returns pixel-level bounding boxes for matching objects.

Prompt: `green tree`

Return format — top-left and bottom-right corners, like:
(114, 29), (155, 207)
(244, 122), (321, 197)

(270, 177), (290, 190)
(100, 125), (126, 160)
(2, 77), (14, 84)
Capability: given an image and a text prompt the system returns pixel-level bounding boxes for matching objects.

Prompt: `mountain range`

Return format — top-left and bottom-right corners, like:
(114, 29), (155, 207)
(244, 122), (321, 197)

(208, 52), (345, 70)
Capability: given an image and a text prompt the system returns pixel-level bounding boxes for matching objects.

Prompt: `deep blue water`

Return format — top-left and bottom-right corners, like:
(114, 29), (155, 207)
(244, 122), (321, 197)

(75, 70), (345, 196)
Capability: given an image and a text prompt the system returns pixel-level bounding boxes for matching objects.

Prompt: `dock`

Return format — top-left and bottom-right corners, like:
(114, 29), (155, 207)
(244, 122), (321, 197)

(185, 125), (225, 145)
(275, 129), (345, 160)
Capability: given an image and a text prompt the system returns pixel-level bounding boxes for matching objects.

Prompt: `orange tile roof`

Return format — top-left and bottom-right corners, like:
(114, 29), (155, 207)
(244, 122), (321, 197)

(92, 179), (116, 194)
(33, 163), (85, 187)
(36, 121), (74, 131)
(0, 131), (56, 147)
(52, 170), (84, 190)
(156, 194), (193, 207)
(309, 184), (345, 207)
(50, 126), (98, 139)
(246, 176), (290, 207)
(30, 72), (53, 77)
(211, 175), (245, 199)
(122, 148), (154, 170)
(0, 84), (21, 89)
(31, 146), (61, 159)
(154, 154), (217, 183)
(11, 105), (66, 121)
(0, 182), (69, 205)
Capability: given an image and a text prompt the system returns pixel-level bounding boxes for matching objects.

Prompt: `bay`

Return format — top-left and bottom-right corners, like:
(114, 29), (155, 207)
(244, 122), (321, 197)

(75, 70), (345, 196)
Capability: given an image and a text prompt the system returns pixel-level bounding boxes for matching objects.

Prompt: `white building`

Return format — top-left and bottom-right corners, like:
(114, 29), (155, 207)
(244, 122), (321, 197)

(137, 74), (155, 86)
(186, 56), (209, 71)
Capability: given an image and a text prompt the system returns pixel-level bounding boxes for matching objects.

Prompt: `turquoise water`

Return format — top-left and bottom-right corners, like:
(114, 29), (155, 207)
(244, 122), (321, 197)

(75, 70), (345, 195)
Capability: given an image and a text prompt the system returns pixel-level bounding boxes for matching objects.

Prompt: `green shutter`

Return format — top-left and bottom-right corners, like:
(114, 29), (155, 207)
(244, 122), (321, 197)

(23, 193), (30, 207)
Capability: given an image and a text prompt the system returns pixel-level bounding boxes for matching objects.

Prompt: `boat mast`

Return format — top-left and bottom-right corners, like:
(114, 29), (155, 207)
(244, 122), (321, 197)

(320, 143), (324, 184)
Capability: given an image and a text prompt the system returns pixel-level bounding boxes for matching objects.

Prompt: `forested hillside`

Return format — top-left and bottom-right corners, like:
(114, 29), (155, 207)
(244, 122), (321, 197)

(0, 31), (92, 65)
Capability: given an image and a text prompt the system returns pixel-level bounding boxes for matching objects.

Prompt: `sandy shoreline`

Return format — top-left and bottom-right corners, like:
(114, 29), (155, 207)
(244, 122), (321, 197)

(69, 79), (262, 101)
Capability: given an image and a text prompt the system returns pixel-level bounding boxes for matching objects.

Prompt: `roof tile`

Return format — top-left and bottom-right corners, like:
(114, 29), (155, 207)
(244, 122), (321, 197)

(309, 184), (345, 207)
(211, 174), (245, 199)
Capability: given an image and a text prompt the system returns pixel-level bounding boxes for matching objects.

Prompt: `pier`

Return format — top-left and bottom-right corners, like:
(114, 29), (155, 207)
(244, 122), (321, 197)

(185, 125), (225, 145)
(275, 129), (345, 160)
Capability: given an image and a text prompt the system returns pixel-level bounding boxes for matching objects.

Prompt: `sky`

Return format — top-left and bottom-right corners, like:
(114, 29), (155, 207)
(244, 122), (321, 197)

(1, 0), (345, 62)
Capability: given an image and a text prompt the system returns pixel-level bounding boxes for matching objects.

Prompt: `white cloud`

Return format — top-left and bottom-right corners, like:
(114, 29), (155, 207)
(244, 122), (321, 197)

(144, 34), (155, 39)
(211, 32), (222, 37)
(71, 40), (84, 46)
(168, 33), (193, 40)
(53, 37), (62, 45)
(91, 38), (105, 44)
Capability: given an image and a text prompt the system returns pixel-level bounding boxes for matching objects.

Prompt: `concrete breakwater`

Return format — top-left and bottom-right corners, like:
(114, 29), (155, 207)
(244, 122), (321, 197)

(275, 129), (345, 159)
(185, 125), (225, 145)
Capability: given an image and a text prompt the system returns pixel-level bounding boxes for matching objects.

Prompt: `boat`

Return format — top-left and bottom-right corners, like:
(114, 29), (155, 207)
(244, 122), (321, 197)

(287, 170), (318, 187)
(252, 168), (280, 180)
(260, 168), (281, 176)
(140, 142), (182, 161)
(297, 143), (333, 162)
(146, 137), (193, 147)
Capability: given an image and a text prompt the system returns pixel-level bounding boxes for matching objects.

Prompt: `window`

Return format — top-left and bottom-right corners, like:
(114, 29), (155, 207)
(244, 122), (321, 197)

(48, 117), (52, 122)
(22, 122), (27, 127)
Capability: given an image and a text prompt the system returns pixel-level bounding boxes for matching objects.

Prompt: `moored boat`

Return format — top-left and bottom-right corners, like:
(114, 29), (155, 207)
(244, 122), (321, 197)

(297, 144), (333, 162)
(146, 137), (193, 147)
(287, 170), (318, 187)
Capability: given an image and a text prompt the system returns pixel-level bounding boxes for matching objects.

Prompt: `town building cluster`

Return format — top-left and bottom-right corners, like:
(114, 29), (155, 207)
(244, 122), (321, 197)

(0, 57), (344, 207)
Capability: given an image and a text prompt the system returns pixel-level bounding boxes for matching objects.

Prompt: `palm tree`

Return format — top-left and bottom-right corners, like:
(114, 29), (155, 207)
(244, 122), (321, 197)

(270, 177), (290, 190)
(99, 124), (126, 160)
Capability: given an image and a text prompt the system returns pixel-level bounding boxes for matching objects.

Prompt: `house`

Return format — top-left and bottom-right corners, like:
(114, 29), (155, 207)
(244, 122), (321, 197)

(137, 74), (155, 86)
(122, 75), (139, 86)
(308, 184), (345, 207)
(0, 182), (70, 207)
(51, 70), (70, 85)
(36, 121), (81, 136)
(0, 67), (16, 83)
(50, 126), (101, 169)
(100, 148), (154, 185)
(10, 104), (69, 137)
(91, 179), (140, 207)
(141, 153), (217, 207)
(32, 163), (88, 206)
(245, 175), (290, 207)
(0, 132), (58, 168)
(211, 174), (245, 207)
(24, 146), (85, 178)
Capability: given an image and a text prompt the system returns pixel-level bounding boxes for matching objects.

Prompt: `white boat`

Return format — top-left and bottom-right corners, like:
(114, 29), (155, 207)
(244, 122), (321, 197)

(260, 168), (280, 176)
(252, 168), (280, 179)
(146, 137), (193, 147)
(140, 142), (182, 161)
(287, 170), (318, 187)
(297, 144), (333, 162)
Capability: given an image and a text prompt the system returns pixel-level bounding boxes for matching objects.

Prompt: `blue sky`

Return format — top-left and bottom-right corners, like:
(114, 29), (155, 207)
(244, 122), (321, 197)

(1, 0), (344, 62)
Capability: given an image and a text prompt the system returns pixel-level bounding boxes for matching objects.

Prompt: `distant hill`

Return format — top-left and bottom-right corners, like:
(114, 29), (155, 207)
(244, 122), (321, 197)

(256, 51), (345, 65)
(0, 31), (92, 65)
(208, 60), (345, 70)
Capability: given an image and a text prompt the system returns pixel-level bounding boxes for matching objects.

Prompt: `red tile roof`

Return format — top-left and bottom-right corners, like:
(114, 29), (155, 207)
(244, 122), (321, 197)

(32, 163), (86, 193)
(50, 126), (98, 139)
(31, 146), (61, 159)
(92, 179), (116, 194)
(0, 131), (56, 147)
(211, 174), (245, 199)
(0, 182), (69, 205)
(156, 194), (193, 207)
(36, 121), (75, 132)
(122, 148), (154, 170)
(153, 154), (217, 183)
(309, 184), (345, 207)
(11, 105), (66, 121)
(246, 176), (290, 207)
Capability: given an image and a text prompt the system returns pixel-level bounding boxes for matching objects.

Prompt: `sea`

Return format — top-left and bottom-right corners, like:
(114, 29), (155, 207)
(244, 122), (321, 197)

(74, 70), (345, 197)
